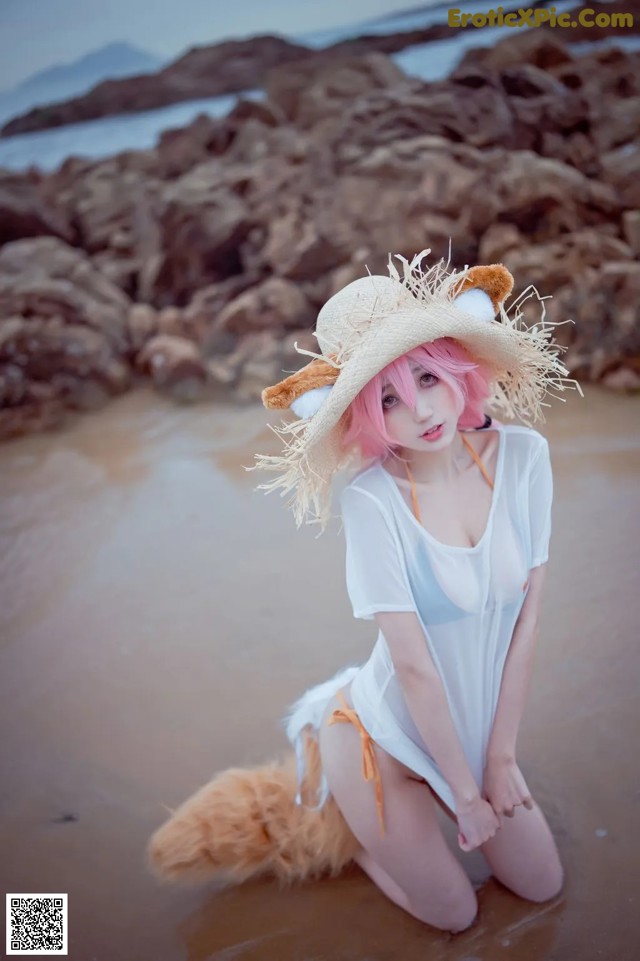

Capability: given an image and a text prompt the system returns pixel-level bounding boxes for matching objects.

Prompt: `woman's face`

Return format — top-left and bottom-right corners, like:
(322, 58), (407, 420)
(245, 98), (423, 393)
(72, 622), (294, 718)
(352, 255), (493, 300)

(381, 361), (464, 452)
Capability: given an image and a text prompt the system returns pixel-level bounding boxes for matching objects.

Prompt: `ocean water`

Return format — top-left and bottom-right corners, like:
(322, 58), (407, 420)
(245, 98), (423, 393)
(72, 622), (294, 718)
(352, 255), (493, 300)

(0, 91), (264, 172)
(0, 0), (637, 173)
(301, 0), (563, 46)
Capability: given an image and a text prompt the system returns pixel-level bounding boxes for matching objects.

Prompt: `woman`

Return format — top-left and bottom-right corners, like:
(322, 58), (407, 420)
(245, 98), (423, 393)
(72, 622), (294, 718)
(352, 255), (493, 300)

(315, 346), (562, 933)
(148, 252), (581, 933)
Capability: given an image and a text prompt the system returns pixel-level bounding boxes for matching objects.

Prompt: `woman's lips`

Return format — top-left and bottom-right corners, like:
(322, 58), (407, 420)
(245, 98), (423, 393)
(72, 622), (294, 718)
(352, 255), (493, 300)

(421, 423), (444, 440)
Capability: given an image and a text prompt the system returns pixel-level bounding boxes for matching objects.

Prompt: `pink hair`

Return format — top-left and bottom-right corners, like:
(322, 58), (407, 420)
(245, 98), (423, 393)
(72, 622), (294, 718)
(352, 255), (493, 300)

(341, 338), (492, 462)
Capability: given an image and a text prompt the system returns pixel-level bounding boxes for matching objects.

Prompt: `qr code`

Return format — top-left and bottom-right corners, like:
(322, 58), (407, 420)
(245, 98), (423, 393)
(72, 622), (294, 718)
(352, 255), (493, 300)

(6, 894), (68, 956)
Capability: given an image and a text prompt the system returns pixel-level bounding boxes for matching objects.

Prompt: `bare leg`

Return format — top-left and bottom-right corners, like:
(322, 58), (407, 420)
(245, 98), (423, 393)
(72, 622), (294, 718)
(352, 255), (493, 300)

(354, 848), (412, 913)
(480, 799), (564, 902)
(318, 690), (477, 933)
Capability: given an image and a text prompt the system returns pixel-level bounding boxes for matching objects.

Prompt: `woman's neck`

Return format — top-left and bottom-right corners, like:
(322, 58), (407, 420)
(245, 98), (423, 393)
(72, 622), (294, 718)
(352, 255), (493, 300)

(390, 430), (472, 485)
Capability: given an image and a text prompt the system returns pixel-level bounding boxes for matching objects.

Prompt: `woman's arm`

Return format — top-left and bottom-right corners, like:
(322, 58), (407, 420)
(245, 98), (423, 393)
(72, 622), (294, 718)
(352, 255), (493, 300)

(481, 564), (548, 818)
(375, 610), (480, 807)
(486, 563), (548, 762)
(376, 609), (501, 849)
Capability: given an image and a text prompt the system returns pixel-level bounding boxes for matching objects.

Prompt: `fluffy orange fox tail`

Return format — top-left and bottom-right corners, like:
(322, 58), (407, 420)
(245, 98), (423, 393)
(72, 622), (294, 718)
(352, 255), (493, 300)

(147, 732), (359, 885)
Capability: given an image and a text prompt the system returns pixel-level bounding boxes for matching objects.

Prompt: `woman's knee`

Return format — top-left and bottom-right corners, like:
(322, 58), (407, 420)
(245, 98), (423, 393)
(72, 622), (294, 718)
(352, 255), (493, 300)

(412, 882), (478, 933)
(482, 802), (564, 904)
(447, 895), (479, 934)
(517, 860), (564, 903)
(439, 893), (479, 934)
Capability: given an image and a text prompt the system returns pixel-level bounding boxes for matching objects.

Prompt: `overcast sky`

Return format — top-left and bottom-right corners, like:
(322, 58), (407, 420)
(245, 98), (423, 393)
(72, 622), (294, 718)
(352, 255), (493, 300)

(0, 0), (431, 90)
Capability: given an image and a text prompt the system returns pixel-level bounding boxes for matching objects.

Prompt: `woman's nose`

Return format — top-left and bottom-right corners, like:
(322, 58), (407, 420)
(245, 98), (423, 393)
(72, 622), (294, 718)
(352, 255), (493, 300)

(414, 394), (434, 420)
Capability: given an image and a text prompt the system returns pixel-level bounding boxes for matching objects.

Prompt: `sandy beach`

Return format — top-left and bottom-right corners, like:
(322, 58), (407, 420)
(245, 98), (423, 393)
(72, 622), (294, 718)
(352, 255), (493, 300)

(0, 385), (638, 960)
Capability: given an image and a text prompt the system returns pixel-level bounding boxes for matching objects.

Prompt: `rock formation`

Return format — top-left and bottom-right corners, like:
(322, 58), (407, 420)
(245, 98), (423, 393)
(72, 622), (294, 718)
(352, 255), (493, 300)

(1, 28), (639, 439)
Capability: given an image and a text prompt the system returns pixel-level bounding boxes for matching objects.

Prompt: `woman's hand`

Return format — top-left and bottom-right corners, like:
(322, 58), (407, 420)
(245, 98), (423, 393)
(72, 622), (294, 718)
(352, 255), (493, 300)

(456, 795), (501, 852)
(482, 756), (534, 821)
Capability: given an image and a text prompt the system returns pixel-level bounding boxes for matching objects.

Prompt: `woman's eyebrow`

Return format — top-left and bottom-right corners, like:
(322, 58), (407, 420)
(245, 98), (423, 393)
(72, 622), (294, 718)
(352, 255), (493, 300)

(381, 365), (424, 392)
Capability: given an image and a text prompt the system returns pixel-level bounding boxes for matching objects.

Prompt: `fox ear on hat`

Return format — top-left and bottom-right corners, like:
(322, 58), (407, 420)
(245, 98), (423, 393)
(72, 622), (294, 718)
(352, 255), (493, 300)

(452, 264), (514, 323)
(261, 356), (339, 412)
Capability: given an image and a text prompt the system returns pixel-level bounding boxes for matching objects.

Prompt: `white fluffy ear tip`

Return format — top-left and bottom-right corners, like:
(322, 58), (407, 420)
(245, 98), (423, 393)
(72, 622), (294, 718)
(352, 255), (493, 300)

(453, 287), (496, 324)
(291, 385), (334, 419)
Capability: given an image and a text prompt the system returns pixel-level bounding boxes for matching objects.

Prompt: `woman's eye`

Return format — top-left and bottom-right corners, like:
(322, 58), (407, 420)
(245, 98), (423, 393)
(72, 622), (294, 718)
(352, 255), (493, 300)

(420, 372), (438, 386)
(382, 395), (396, 409)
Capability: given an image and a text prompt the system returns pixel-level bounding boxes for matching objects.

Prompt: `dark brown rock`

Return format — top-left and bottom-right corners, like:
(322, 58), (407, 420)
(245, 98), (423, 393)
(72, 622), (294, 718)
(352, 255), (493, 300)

(0, 361), (27, 406)
(151, 164), (253, 306)
(600, 144), (640, 209)
(0, 390), (67, 440)
(213, 277), (313, 337)
(591, 97), (640, 154)
(483, 150), (620, 237)
(0, 174), (73, 247)
(495, 235), (639, 387)
(136, 333), (208, 401)
(622, 210), (640, 256)
(128, 303), (159, 352)
(185, 274), (262, 354)
(263, 216), (342, 282)
(328, 77), (512, 167)
(0, 317), (130, 406)
(266, 52), (409, 129)
(478, 224), (523, 264)
(65, 161), (162, 256)
(561, 262), (640, 385)
(228, 331), (283, 403)
(457, 29), (574, 73)
(36, 156), (165, 301)
(0, 238), (133, 436)
(497, 230), (634, 296)
(227, 97), (287, 128)
(0, 237), (131, 350)
(155, 115), (236, 178)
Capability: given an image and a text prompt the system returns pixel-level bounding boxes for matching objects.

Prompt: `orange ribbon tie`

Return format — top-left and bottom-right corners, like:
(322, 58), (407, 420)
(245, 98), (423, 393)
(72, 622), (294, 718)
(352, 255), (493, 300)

(328, 689), (386, 836)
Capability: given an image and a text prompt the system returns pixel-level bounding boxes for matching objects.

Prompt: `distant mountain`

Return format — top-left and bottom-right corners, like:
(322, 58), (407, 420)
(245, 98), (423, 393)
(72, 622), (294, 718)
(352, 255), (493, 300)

(0, 42), (163, 126)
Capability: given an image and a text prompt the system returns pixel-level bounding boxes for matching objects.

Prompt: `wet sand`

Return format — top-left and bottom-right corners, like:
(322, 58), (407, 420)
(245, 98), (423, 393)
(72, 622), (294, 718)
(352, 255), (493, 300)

(0, 386), (638, 961)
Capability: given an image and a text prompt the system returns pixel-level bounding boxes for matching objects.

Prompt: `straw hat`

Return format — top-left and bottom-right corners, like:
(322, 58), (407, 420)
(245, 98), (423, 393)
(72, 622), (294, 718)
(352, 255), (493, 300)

(244, 250), (581, 533)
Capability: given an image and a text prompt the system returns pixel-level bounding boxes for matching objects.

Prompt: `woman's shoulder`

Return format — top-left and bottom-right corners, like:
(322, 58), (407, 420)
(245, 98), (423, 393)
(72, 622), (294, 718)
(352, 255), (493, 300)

(501, 422), (548, 446)
(500, 423), (549, 467)
(341, 460), (389, 500)
(339, 462), (401, 523)
(338, 463), (407, 544)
